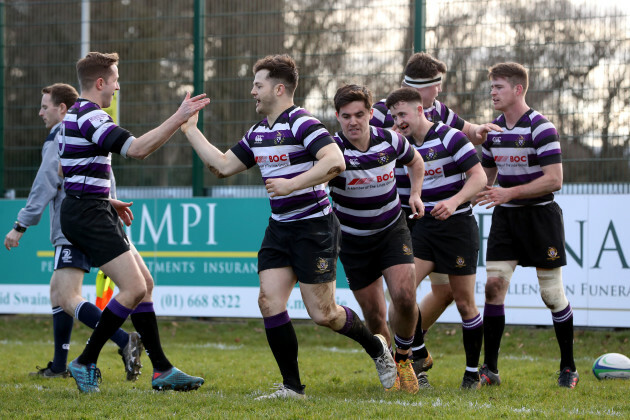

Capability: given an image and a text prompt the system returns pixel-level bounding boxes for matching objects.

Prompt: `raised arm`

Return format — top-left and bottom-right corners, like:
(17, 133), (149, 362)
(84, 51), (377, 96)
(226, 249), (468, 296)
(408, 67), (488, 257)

(125, 92), (210, 160)
(180, 113), (247, 178)
(463, 121), (503, 146)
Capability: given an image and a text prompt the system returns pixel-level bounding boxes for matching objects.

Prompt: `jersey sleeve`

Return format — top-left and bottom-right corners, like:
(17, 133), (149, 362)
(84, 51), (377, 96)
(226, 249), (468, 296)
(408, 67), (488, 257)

(230, 133), (257, 169)
(390, 130), (415, 166)
(80, 108), (134, 156)
(448, 130), (480, 172)
(370, 100), (394, 128)
(290, 110), (335, 157)
(532, 114), (562, 167)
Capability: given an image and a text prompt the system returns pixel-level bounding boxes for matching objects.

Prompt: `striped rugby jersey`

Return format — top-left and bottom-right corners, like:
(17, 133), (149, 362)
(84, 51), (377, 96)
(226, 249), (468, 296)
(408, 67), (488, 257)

(371, 98), (466, 209)
(230, 105), (334, 222)
(328, 127), (415, 236)
(481, 109), (562, 206)
(370, 98), (465, 130)
(58, 99), (134, 199)
(400, 122), (479, 214)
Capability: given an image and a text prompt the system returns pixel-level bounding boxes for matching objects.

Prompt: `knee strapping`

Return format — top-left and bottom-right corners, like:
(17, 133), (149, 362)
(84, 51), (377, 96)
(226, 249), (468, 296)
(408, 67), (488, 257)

(486, 261), (514, 283)
(537, 267), (568, 312)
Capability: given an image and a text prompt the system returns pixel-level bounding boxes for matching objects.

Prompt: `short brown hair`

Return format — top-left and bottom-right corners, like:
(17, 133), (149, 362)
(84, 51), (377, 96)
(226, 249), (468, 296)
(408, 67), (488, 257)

(76, 52), (119, 91)
(488, 62), (529, 94)
(253, 54), (299, 95)
(385, 87), (423, 110)
(333, 84), (373, 113)
(41, 83), (78, 109)
(404, 52), (447, 79)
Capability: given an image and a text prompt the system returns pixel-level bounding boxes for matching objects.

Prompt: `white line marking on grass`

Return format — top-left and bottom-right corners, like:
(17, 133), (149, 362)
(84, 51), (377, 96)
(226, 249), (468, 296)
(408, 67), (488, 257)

(320, 347), (362, 353)
(343, 397), (624, 417)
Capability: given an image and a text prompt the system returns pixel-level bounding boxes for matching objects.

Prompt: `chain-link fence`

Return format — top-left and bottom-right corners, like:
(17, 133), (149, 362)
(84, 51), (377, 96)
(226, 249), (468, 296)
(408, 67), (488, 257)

(2, 0), (628, 198)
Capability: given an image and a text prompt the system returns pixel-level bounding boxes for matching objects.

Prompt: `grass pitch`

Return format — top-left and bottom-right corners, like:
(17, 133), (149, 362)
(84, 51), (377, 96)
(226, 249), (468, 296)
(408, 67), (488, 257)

(0, 315), (629, 419)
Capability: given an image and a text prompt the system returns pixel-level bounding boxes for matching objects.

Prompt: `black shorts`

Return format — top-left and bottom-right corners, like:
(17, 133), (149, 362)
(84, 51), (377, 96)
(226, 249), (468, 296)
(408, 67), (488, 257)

(340, 211), (414, 291)
(60, 197), (130, 267)
(412, 212), (479, 275)
(486, 202), (566, 268)
(54, 245), (92, 273)
(258, 213), (340, 284)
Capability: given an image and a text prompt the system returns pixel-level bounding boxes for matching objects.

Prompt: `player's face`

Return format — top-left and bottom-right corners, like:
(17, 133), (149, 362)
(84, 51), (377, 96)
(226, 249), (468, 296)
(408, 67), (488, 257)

(336, 101), (372, 146)
(39, 93), (63, 129)
(251, 70), (277, 116)
(490, 77), (518, 112)
(100, 64), (120, 109)
(389, 100), (423, 138)
(417, 82), (441, 108)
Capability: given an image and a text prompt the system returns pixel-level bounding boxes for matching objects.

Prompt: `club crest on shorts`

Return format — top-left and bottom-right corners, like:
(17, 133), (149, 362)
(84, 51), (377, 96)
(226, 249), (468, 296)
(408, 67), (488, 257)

(455, 256), (466, 268)
(402, 244), (412, 255)
(377, 152), (389, 165)
(315, 257), (329, 273)
(547, 246), (560, 261)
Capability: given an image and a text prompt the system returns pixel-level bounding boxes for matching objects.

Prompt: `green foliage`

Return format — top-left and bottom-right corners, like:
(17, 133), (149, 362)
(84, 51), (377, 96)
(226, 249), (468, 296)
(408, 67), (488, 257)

(1, 315), (629, 419)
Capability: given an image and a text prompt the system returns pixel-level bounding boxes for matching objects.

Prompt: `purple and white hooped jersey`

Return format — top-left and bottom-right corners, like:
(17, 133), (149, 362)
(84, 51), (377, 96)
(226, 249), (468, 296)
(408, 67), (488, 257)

(231, 106), (334, 222)
(370, 99), (465, 131)
(481, 109), (562, 207)
(329, 127), (415, 236)
(397, 122), (479, 214)
(58, 99), (134, 199)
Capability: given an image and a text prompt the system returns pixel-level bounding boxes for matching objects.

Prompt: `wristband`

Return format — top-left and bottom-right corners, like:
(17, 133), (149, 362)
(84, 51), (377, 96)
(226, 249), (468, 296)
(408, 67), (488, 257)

(13, 221), (27, 233)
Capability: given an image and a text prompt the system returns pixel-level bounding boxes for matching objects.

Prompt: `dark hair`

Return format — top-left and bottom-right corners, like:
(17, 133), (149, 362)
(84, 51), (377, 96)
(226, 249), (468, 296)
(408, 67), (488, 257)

(333, 84), (373, 112)
(76, 52), (119, 91)
(385, 87), (423, 110)
(253, 54), (299, 95)
(488, 62), (529, 94)
(41, 83), (79, 109)
(404, 52), (447, 79)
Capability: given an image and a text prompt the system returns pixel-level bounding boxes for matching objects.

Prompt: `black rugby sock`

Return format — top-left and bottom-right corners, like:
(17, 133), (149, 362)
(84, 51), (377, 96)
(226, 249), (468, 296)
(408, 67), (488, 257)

(336, 306), (383, 358)
(411, 308), (429, 359)
(51, 307), (73, 372)
(263, 311), (303, 392)
(462, 314), (483, 370)
(483, 303), (505, 373)
(75, 300), (129, 349)
(77, 302), (130, 365)
(552, 304), (576, 371)
(130, 302), (173, 372)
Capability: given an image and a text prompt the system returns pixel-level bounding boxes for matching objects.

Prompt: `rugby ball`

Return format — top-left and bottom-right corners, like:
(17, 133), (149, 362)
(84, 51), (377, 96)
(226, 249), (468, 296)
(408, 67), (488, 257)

(592, 353), (630, 379)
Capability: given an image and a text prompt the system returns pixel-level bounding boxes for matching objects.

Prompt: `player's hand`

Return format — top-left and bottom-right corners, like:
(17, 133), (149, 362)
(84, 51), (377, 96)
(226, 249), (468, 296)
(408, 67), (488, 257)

(4, 229), (23, 250)
(110, 199), (134, 226)
(430, 198), (457, 220)
(408, 194), (425, 219)
(476, 185), (513, 209)
(181, 112), (199, 134)
(176, 92), (210, 124)
(474, 123), (502, 143)
(265, 178), (294, 197)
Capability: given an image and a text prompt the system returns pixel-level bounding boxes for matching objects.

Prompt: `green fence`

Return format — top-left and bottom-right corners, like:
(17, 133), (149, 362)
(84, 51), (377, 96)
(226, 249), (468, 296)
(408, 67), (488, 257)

(2, 0), (629, 198)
